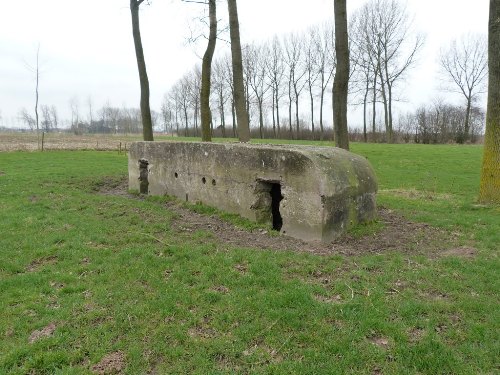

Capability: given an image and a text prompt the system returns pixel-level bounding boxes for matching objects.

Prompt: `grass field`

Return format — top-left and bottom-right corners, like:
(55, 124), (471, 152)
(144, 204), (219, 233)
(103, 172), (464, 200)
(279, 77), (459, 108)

(0, 140), (498, 374)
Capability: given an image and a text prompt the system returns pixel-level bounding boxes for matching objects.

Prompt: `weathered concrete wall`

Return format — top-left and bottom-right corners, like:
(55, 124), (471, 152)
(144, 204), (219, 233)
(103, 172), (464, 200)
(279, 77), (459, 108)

(128, 142), (377, 242)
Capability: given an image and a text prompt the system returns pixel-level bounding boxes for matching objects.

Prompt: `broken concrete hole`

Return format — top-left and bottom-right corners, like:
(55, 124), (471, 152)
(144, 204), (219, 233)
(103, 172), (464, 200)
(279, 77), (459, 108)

(270, 183), (283, 231)
(254, 180), (283, 231)
(129, 142), (377, 242)
(138, 158), (149, 194)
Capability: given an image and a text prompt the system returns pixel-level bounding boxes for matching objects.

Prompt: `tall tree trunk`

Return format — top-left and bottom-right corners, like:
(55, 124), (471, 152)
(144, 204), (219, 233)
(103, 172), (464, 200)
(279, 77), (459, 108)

(194, 103), (199, 136)
(387, 82), (394, 143)
(130, 0), (154, 141)
(175, 109), (179, 135)
(332, 0), (349, 150)
(319, 79), (325, 140)
(371, 68), (378, 140)
(363, 81), (369, 143)
(271, 93), (276, 138)
(245, 80), (251, 124)
(276, 91), (281, 136)
(379, 68), (389, 141)
(479, 0), (500, 203)
(227, 0), (250, 142)
(288, 80), (293, 135)
(258, 98), (264, 139)
(231, 99), (236, 137)
(200, 0), (217, 142)
(184, 104), (189, 136)
(295, 86), (300, 136)
(219, 90), (226, 138)
(309, 82), (315, 137)
(35, 45), (40, 150)
(382, 53), (394, 143)
(465, 95), (472, 141)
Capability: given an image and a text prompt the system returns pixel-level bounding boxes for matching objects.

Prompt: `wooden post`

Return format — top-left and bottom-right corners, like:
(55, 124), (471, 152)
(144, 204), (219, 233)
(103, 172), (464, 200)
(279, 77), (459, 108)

(41, 132), (45, 152)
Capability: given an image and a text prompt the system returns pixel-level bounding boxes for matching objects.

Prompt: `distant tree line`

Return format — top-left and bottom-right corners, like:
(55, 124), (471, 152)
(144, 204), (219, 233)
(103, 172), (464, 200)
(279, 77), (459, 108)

(17, 102), (160, 135)
(396, 102), (485, 144)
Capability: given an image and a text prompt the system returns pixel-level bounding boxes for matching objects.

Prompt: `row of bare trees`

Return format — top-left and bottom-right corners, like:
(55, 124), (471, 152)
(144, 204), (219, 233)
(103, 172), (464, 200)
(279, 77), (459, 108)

(349, 0), (424, 143)
(162, 0), (428, 142)
(163, 22), (337, 140)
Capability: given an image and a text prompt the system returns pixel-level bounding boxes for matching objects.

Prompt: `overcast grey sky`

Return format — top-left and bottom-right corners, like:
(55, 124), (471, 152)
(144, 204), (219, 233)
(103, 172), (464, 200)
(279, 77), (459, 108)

(0, 0), (489, 128)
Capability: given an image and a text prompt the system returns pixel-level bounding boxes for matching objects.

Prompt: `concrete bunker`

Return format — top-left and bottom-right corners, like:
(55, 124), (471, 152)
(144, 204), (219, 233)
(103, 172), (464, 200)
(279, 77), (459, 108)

(128, 142), (377, 242)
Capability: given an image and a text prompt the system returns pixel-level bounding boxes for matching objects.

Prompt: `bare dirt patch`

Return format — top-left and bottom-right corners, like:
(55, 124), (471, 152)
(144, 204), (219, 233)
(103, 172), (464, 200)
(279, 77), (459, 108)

(441, 246), (478, 259)
(313, 293), (343, 304)
(380, 188), (452, 201)
(26, 255), (58, 272)
(408, 327), (425, 343)
(167, 203), (453, 256)
(91, 351), (126, 374)
(29, 322), (57, 343)
(97, 178), (458, 257)
(94, 177), (131, 197)
(367, 335), (391, 349)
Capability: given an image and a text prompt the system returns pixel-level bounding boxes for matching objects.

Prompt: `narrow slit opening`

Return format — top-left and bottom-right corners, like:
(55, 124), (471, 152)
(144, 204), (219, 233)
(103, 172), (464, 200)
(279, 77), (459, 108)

(138, 159), (149, 194)
(269, 183), (283, 231)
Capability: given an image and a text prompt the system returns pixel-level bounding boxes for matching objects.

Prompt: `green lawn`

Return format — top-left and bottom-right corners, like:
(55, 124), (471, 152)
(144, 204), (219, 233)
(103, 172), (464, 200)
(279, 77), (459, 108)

(0, 142), (498, 374)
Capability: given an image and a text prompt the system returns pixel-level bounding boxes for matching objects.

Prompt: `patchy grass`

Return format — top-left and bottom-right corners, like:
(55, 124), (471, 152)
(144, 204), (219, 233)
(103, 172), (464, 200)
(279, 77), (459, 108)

(0, 143), (498, 374)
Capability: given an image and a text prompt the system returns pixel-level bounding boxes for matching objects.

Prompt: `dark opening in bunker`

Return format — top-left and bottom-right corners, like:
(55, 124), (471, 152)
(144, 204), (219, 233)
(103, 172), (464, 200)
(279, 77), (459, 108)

(138, 159), (149, 194)
(270, 183), (283, 231)
(253, 180), (283, 232)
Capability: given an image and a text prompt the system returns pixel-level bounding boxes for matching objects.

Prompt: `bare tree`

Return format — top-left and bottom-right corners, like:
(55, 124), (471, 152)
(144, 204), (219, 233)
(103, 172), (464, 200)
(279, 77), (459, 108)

(188, 67), (202, 136)
(212, 58), (230, 137)
(242, 45), (254, 127)
(179, 74), (192, 136)
(40, 105), (54, 132)
(333, 0), (349, 150)
(479, 0), (500, 203)
(247, 44), (271, 138)
(315, 22), (335, 140)
(378, 0), (423, 143)
(168, 83), (182, 136)
(284, 33), (307, 136)
(130, 0), (154, 141)
(304, 27), (321, 137)
(227, 0), (250, 142)
(352, 0), (423, 143)
(18, 108), (36, 130)
(440, 34), (488, 142)
(108, 106), (121, 134)
(24, 44), (42, 148)
(200, 0), (217, 142)
(69, 97), (81, 134)
(87, 96), (94, 131)
(265, 36), (286, 138)
(350, 10), (374, 142)
(222, 53), (237, 137)
(161, 94), (174, 134)
(34, 45), (40, 146)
